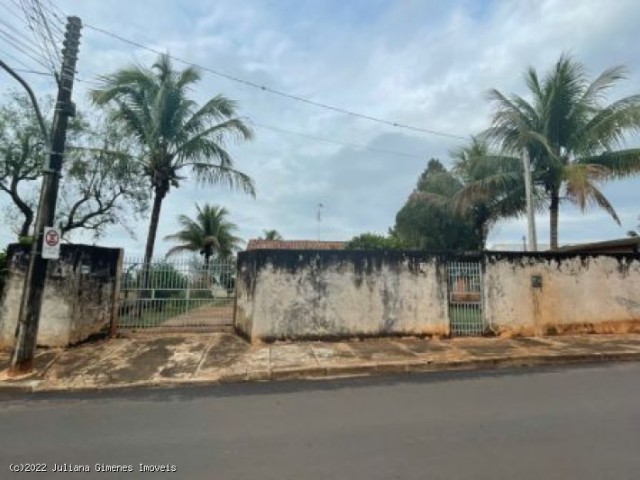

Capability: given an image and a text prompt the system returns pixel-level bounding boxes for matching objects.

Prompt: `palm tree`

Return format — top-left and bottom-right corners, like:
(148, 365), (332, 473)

(261, 229), (282, 240)
(451, 137), (530, 244)
(484, 54), (640, 249)
(164, 203), (242, 266)
(91, 54), (255, 268)
(410, 140), (526, 249)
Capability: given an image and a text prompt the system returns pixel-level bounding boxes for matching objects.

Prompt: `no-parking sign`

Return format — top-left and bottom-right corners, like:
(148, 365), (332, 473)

(42, 227), (61, 260)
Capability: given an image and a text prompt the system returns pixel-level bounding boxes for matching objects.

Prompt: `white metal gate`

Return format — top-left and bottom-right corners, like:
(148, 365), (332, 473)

(117, 255), (236, 331)
(447, 260), (486, 336)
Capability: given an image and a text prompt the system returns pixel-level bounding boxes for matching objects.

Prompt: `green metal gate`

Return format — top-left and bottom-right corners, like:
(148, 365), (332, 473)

(117, 255), (236, 331)
(447, 260), (486, 336)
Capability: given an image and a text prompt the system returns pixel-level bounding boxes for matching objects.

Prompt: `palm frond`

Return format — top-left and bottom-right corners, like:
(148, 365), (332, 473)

(409, 191), (450, 208)
(563, 164), (620, 223)
(576, 149), (640, 179)
(186, 163), (256, 196)
(574, 95), (640, 152)
(165, 244), (197, 258)
(581, 65), (628, 106)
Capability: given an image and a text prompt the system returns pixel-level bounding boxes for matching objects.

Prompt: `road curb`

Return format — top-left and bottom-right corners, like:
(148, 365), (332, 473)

(0, 380), (42, 393)
(2, 351), (640, 395)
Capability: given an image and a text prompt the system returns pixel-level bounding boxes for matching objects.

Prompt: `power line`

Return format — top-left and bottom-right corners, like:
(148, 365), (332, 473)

(0, 46), (49, 73)
(17, 0), (61, 72)
(31, 0), (63, 65)
(0, 1), (58, 73)
(0, 16), (54, 58)
(12, 66), (50, 75)
(83, 23), (467, 140)
(0, 27), (53, 71)
(249, 121), (427, 160)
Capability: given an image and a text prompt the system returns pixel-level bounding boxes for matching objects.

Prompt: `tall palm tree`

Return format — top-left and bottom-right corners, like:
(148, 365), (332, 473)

(261, 229), (283, 240)
(164, 203), (242, 266)
(91, 54), (255, 267)
(484, 54), (640, 249)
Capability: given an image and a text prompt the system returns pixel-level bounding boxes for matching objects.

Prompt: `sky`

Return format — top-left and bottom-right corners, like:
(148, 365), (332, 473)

(1, 0), (640, 258)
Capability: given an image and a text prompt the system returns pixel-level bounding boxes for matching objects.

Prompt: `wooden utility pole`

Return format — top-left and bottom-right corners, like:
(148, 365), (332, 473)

(9, 17), (82, 374)
(522, 148), (538, 252)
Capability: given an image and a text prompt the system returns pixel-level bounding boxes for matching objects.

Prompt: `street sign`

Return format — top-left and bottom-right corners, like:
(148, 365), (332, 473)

(42, 227), (61, 260)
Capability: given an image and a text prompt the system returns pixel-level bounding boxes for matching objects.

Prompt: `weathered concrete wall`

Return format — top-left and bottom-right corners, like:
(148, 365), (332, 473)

(0, 244), (122, 349)
(484, 253), (640, 336)
(236, 249), (640, 343)
(236, 250), (450, 342)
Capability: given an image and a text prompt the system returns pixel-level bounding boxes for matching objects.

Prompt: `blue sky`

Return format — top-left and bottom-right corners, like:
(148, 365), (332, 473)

(1, 0), (640, 257)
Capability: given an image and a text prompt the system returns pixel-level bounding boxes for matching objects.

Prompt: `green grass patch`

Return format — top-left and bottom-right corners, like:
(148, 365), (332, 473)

(449, 304), (484, 334)
(119, 297), (233, 328)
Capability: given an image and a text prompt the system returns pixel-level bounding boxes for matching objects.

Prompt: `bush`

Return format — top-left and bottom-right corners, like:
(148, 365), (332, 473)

(345, 233), (406, 250)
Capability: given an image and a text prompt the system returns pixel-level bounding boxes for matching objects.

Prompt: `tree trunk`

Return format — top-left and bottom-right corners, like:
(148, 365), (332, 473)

(135, 186), (167, 318)
(549, 189), (560, 250)
(18, 213), (33, 238)
(9, 183), (34, 239)
(143, 187), (166, 266)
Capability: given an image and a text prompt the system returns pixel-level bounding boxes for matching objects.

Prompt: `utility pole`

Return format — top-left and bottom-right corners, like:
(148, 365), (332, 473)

(522, 148), (538, 252)
(317, 203), (323, 240)
(9, 17), (82, 375)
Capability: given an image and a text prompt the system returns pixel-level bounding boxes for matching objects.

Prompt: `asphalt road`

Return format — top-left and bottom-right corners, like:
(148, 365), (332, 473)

(1, 363), (639, 479)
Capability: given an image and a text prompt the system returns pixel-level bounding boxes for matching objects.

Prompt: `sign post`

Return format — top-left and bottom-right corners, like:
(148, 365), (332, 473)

(42, 227), (61, 260)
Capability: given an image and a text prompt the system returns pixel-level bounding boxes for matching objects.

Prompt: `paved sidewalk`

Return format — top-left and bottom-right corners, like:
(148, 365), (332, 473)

(1, 332), (640, 392)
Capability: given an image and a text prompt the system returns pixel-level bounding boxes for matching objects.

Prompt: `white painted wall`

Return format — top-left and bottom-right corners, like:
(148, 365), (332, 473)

(484, 254), (640, 335)
(0, 271), (73, 347)
(0, 245), (121, 349)
(236, 252), (449, 342)
(236, 251), (640, 343)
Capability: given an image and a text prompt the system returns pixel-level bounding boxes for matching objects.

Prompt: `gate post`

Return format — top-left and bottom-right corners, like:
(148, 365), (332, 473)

(109, 249), (124, 338)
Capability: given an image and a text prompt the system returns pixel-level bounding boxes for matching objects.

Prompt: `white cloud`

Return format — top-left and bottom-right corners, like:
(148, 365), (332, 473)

(1, 0), (640, 257)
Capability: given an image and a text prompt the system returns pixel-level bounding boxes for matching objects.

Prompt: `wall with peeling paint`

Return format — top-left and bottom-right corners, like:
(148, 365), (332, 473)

(235, 250), (450, 342)
(0, 244), (122, 349)
(484, 253), (640, 336)
(236, 250), (640, 343)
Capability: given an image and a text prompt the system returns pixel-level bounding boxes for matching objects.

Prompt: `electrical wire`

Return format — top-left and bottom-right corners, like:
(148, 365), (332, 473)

(248, 121), (426, 159)
(32, 0), (63, 66)
(18, 0), (60, 72)
(83, 23), (466, 140)
(0, 46), (51, 74)
(0, 27), (54, 71)
(17, 0), (468, 160)
(11, 66), (51, 75)
(2, 0), (64, 76)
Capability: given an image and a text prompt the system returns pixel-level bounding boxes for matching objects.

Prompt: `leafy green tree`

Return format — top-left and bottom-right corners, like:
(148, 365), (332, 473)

(91, 54), (255, 267)
(260, 229), (283, 240)
(345, 232), (405, 250)
(0, 92), (44, 238)
(164, 203), (242, 266)
(395, 159), (483, 250)
(483, 54), (640, 249)
(0, 92), (148, 240)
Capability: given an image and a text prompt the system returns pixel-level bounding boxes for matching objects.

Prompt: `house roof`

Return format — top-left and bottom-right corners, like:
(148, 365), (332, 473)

(558, 237), (640, 253)
(246, 239), (347, 251)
